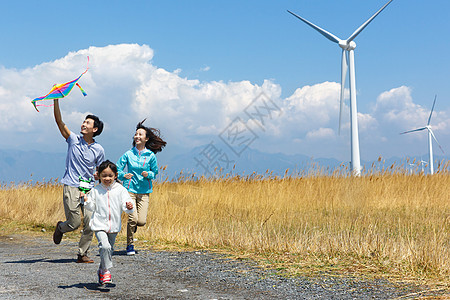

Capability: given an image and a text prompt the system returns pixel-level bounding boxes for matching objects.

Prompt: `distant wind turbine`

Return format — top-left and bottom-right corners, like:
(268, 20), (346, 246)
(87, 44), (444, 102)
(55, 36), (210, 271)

(408, 163), (415, 175)
(400, 95), (444, 175)
(288, 0), (393, 176)
(420, 159), (427, 173)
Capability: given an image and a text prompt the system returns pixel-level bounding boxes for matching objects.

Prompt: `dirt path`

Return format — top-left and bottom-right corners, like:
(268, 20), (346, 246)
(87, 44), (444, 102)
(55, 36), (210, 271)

(0, 233), (448, 299)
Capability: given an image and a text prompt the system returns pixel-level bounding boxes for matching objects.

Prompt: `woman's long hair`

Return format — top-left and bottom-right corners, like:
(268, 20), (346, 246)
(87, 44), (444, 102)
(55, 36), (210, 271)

(132, 119), (167, 153)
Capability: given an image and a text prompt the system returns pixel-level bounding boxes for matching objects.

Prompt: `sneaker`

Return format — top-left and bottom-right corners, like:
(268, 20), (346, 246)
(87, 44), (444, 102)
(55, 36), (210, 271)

(126, 244), (135, 256)
(102, 271), (112, 284)
(53, 221), (63, 244)
(76, 254), (94, 263)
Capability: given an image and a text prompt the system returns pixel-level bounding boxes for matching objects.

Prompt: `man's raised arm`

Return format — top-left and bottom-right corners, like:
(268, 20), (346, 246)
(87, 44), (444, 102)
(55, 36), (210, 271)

(53, 99), (71, 140)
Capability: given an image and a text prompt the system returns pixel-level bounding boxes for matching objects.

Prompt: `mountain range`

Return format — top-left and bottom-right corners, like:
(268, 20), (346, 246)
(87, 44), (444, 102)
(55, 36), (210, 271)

(0, 147), (447, 185)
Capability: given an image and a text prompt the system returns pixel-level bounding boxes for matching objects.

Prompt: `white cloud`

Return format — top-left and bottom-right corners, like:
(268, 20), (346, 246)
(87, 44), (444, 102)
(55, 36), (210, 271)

(133, 74), (282, 148)
(372, 86), (449, 137)
(362, 86), (450, 157)
(357, 112), (377, 132)
(374, 86), (423, 126)
(285, 82), (340, 124)
(275, 81), (344, 141)
(306, 127), (335, 140)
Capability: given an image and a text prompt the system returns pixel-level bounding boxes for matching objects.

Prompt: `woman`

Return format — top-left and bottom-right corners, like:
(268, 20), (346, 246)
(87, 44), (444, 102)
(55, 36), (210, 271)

(116, 119), (166, 255)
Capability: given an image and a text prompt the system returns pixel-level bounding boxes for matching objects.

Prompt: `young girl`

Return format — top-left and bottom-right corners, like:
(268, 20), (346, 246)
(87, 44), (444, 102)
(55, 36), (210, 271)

(116, 119), (166, 255)
(84, 160), (134, 285)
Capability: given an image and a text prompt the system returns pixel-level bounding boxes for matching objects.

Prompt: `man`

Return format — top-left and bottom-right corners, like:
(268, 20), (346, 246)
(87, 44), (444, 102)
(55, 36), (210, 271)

(52, 98), (105, 263)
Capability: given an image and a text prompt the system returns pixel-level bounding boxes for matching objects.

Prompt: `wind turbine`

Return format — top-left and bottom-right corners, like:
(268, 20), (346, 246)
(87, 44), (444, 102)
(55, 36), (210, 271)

(408, 163), (415, 175)
(287, 0), (393, 176)
(400, 96), (444, 175)
(420, 159), (427, 173)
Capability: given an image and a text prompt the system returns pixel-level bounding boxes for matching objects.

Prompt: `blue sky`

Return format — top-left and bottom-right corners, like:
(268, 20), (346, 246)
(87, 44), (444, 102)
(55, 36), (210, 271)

(0, 0), (449, 171)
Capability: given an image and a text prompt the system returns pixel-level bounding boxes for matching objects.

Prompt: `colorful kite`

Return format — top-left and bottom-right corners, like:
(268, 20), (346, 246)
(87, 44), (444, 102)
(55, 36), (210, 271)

(31, 57), (89, 112)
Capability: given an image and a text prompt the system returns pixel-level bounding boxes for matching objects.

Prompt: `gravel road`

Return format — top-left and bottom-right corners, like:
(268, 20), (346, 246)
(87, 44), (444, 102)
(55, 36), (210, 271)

(0, 233), (447, 299)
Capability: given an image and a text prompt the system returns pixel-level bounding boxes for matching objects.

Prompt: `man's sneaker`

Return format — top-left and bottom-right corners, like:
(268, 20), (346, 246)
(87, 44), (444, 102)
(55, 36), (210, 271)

(76, 254), (94, 263)
(126, 244), (135, 256)
(53, 221), (63, 244)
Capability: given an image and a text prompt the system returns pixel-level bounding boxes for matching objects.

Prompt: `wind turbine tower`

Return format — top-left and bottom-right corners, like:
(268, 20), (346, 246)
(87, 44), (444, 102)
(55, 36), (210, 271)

(288, 1), (394, 176)
(401, 96), (444, 175)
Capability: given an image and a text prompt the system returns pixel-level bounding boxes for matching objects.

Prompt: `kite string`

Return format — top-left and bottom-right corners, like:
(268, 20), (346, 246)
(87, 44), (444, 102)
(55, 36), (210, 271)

(35, 103), (54, 108)
(82, 56), (89, 75)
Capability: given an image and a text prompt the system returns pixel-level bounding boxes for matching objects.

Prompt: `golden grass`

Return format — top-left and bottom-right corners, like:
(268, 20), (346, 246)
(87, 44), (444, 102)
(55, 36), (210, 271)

(1, 166), (449, 286)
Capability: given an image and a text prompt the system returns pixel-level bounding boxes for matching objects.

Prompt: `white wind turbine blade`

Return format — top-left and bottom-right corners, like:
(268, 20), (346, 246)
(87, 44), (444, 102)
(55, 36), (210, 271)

(287, 10), (341, 44)
(347, 0), (394, 43)
(427, 95), (437, 125)
(338, 49), (348, 135)
(428, 128), (445, 154)
(400, 127), (427, 135)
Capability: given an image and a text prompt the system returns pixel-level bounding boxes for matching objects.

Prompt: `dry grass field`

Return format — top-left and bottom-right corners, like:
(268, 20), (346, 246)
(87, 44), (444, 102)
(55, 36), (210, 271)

(1, 164), (449, 286)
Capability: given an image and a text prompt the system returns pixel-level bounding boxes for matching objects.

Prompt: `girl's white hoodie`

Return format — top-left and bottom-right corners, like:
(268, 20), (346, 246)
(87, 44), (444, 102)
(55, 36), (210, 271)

(84, 181), (134, 233)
